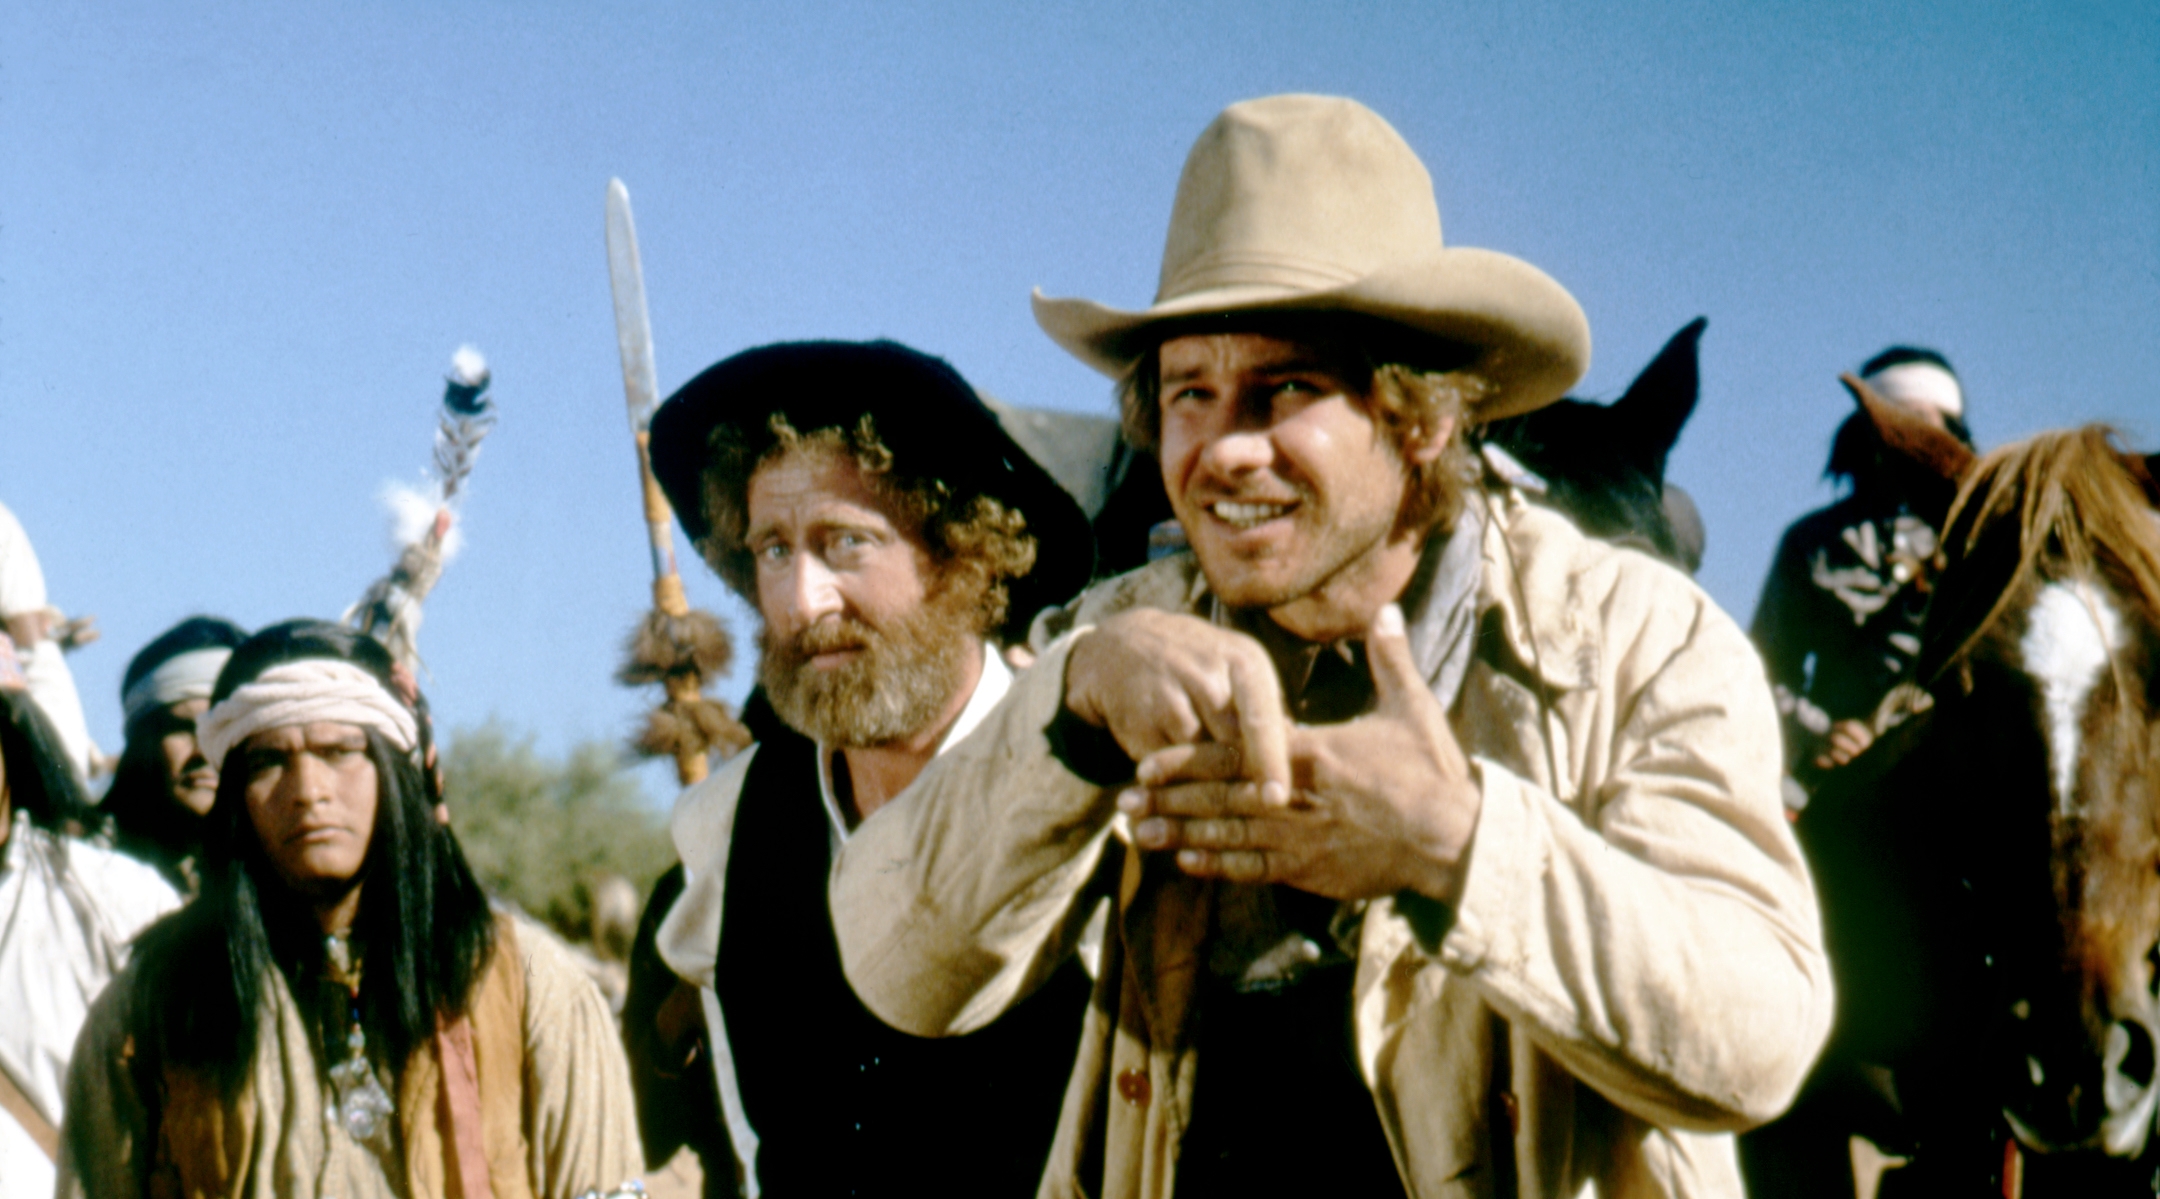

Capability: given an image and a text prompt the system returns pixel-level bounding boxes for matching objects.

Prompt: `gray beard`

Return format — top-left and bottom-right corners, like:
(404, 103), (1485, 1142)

(758, 581), (983, 749)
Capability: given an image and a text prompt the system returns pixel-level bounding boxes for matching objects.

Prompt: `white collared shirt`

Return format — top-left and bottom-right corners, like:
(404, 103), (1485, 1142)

(813, 642), (1013, 855)
(0, 815), (180, 1191)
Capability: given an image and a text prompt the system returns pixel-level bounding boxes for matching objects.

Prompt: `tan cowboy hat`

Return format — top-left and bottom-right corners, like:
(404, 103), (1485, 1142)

(1033, 94), (1591, 420)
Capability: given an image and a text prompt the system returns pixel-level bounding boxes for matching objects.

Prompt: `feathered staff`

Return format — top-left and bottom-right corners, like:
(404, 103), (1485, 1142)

(605, 179), (748, 786)
(345, 346), (496, 673)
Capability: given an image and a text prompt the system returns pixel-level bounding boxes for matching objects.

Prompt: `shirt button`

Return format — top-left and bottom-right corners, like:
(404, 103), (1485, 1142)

(1115, 1069), (1151, 1106)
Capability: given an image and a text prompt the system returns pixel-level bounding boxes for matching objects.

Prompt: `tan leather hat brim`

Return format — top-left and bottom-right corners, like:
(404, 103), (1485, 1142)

(1032, 246), (1591, 422)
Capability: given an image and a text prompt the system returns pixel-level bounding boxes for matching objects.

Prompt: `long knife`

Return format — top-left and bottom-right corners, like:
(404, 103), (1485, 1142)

(606, 178), (683, 594)
(607, 178), (746, 786)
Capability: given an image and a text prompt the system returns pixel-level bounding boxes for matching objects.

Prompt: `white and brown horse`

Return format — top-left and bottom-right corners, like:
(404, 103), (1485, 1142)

(1749, 380), (2160, 1196)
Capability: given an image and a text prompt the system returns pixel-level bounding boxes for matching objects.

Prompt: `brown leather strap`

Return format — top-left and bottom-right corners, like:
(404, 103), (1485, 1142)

(436, 1018), (493, 1199)
(0, 1056), (59, 1164)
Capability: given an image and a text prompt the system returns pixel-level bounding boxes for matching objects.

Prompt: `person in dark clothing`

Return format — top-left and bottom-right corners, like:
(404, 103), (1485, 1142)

(1751, 347), (1974, 802)
(632, 339), (1097, 1196)
(622, 863), (727, 1194)
(100, 616), (249, 891)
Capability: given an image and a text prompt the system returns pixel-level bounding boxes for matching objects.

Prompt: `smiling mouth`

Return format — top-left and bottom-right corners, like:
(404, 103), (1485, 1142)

(1208, 500), (1297, 529)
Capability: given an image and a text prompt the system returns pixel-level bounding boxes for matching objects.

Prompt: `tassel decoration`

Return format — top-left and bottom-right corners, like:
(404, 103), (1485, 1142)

(617, 604), (750, 774)
(615, 607), (734, 685)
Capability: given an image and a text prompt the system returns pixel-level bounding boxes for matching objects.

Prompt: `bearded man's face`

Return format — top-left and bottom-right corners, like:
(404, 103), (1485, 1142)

(747, 450), (984, 747)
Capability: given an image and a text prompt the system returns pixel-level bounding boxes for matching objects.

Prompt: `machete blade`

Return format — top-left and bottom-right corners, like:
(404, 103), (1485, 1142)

(605, 177), (660, 435)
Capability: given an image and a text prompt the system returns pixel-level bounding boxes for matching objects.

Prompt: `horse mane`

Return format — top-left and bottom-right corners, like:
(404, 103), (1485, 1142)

(1922, 425), (2160, 687)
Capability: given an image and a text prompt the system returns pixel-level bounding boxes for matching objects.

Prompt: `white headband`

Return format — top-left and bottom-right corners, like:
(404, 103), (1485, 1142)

(195, 659), (418, 772)
(1864, 361), (1964, 417)
(122, 647), (233, 725)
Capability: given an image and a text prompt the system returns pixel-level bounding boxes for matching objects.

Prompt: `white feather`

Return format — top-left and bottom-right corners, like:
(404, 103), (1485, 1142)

(380, 481), (463, 561)
(449, 344), (489, 388)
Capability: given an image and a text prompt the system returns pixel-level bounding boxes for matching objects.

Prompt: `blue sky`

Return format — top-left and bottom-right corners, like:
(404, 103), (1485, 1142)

(4, 1), (2154, 799)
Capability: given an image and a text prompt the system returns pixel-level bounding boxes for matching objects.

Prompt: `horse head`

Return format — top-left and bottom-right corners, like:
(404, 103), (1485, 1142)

(1920, 426), (2160, 1159)
(1840, 371), (1978, 489)
(1479, 316), (1706, 572)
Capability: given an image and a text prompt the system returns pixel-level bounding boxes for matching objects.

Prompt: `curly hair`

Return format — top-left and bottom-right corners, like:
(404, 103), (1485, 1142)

(1114, 313), (1488, 535)
(698, 412), (1037, 635)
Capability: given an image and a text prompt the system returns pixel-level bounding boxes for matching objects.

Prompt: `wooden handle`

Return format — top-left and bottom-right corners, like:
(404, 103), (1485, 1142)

(663, 672), (709, 785)
(630, 432), (704, 786)
(635, 431), (673, 526)
(652, 573), (690, 618)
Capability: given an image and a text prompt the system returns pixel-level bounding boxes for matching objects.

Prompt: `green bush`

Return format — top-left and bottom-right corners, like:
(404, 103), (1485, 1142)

(442, 719), (674, 944)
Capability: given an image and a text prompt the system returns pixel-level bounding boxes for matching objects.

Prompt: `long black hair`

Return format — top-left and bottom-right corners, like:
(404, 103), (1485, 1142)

(0, 686), (99, 835)
(127, 620), (497, 1097)
(102, 616), (249, 885)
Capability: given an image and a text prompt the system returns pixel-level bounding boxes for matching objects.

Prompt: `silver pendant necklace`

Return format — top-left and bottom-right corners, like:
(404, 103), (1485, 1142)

(323, 933), (396, 1147)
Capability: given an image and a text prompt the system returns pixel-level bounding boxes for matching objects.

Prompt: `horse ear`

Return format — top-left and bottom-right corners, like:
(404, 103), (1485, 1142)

(1610, 316), (1707, 481)
(1841, 372), (1976, 482)
(2127, 452), (2160, 508)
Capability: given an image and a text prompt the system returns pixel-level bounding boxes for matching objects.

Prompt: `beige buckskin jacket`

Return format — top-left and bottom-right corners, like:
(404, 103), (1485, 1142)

(58, 915), (642, 1199)
(832, 492), (1833, 1199)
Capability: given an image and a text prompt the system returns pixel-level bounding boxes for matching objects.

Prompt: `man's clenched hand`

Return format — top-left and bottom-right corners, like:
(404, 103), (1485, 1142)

(1063, 609), (1292, 803)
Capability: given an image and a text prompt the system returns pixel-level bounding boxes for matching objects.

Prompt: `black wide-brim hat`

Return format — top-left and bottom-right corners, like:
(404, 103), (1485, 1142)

(649, 340), (1096, 642)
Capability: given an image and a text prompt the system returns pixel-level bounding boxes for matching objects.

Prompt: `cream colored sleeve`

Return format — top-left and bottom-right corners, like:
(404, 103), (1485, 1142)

(0, 503), (48, 619)
(831, 629), (1120, 1038)
(54, 983), (149, 1199)
(517, 927), (645, 1199)
(1438, 566), (1833, 1132)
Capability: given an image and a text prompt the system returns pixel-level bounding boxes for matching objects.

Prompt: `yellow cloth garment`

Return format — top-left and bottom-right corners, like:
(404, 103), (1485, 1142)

(56, 915), (641, 1199)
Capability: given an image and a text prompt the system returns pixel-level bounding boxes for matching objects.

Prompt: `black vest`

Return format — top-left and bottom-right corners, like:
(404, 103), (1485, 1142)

(718, 730), (1092, 1197)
